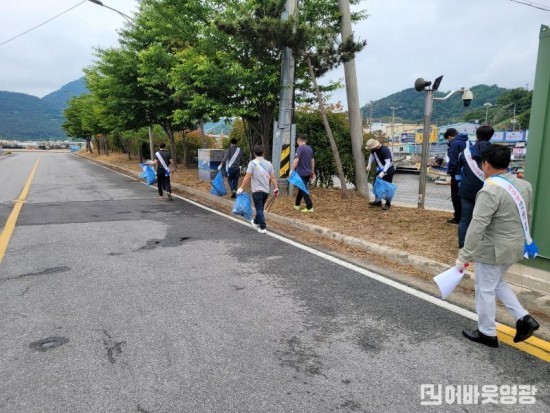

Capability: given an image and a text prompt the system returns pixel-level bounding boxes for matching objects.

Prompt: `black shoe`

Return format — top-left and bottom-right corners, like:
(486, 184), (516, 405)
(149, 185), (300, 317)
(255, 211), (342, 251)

(231, 191), (236, 199)
(462, 329), (499, 348)
(382, 202), (391, 210)
(369, 201), (382, 207)
(167, 194), (173, 201)
(514, 315), (540, 343)
(447, 218), (460, 224)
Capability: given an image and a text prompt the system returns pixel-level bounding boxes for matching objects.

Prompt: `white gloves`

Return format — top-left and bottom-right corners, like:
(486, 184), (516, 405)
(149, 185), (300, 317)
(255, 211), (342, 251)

(455, 259), (469, 272)
(236, 188), (243, 195)
(378, 172), (385, 179)
(218, 165), (222, 171)
(273, 188), (279, 197)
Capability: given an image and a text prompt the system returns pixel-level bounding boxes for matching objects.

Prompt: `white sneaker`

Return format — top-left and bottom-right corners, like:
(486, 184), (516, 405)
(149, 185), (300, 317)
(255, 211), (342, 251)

(257, 228), (267, 234)
(250, 220), (259, 229)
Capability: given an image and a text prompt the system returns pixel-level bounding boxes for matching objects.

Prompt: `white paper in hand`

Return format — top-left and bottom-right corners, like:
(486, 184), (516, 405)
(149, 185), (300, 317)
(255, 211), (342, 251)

(433, 267), (465, 300)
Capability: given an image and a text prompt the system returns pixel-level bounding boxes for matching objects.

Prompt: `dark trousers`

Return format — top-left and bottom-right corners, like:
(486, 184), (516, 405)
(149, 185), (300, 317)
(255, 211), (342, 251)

(458, 198), (475, 248)
(450, 176), (461, 221)
(226, 167), (240, 192)
(252, 192), (269, 230)
(295, 175), (313, 209)
(382, 172), (394, 183)
(157, 170), (171, 196)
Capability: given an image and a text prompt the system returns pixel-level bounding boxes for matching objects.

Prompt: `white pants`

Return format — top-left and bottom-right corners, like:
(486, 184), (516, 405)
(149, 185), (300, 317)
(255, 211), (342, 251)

(475, 262), (529, 336)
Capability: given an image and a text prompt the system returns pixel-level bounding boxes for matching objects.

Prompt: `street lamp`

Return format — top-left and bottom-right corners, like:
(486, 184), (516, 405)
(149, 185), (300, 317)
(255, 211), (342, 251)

(88, 0), (133, 23)
(414, 76), (473, 209)
(88, 0), (155, 160)
(484, 103), (493, 124)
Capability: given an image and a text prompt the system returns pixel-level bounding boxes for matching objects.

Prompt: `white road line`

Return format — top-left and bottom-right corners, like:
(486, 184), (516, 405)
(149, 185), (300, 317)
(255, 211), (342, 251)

(96, 160), (479, 323)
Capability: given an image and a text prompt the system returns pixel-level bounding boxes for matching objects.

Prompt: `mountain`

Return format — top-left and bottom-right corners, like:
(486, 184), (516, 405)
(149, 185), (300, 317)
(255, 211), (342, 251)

(0, 78), (87, 140)
(361, 84), (509, 125)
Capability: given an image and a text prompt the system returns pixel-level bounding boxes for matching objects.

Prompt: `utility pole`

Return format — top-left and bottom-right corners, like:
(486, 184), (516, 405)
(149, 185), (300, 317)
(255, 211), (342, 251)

(272, 0), (297, 194)
(414, 76), (472, 209)
(390, 106), (401, 154)
(338, 0), (368, 197)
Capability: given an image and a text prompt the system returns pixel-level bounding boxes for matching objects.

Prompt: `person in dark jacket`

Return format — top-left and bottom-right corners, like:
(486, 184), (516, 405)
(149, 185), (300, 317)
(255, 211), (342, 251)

(445, 128), (469, 224)
(456, 125), (494, 248)
(153, 142), (173, 201)
(219, 138), (243, 198)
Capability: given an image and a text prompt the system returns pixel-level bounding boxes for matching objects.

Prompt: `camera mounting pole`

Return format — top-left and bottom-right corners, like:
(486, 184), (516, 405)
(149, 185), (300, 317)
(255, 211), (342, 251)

(414, 77), (472, 209)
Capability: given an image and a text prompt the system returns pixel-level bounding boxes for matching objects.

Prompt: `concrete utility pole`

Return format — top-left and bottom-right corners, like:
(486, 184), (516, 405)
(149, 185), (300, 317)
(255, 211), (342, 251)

(484, 103), (493, 124)
(272, 0), (298, 193)
(338, 0), (368, 198)
(414, 76), (472, 209)
(390, 106), (401, 154)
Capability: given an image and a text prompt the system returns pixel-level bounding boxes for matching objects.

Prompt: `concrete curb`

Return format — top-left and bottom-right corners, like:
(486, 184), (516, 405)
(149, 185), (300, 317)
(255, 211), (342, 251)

(79, 155), (550, 317)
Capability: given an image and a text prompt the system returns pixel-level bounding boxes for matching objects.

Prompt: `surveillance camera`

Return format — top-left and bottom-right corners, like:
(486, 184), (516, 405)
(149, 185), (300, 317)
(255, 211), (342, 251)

(462, 89), (473, 107)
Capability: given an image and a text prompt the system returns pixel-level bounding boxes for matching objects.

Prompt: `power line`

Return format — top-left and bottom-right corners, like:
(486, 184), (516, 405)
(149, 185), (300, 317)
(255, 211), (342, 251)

(0, 1), (87, 47)
(510, 0), (550, 11)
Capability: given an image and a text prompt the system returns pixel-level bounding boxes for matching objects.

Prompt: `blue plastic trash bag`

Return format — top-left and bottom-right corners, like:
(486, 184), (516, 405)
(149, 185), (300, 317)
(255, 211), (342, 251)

(288, 170), (309, 195)
(373, 177), (396, 202)
(210, 171), (228, 196)
(232, 192), (253, 221)
(139, 163), (157, 185)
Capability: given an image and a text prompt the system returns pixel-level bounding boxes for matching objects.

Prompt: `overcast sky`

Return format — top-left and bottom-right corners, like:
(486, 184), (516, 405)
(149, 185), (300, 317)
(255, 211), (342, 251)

(1, 0), (549, 107)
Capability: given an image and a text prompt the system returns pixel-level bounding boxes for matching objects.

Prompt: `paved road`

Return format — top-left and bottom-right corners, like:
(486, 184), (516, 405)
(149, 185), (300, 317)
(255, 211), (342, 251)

(0, 152), (548, 412)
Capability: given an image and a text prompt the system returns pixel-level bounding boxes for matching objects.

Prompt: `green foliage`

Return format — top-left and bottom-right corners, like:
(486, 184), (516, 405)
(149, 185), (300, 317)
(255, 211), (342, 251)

(362, 84), (509, 125)
(294, 110), (355, 187)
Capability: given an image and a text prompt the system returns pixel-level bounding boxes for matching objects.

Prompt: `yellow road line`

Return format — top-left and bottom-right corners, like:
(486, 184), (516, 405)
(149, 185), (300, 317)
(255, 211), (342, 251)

(0, 157), (41, 264)
(497, 323), (550, 362)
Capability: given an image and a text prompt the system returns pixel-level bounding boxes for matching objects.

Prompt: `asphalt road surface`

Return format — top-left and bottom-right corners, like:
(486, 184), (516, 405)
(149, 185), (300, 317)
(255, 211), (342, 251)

(1, 152), (548, 413)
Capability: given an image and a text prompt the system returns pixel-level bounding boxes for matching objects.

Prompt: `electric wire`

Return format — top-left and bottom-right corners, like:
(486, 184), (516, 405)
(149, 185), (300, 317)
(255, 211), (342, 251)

(0, 1), (87, 47)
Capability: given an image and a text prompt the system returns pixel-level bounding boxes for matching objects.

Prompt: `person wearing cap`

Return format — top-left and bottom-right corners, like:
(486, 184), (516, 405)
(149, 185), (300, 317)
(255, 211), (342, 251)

(444, 128), (469, 224)
(365, 138), (395, 210)
(219, 138), (243, 198)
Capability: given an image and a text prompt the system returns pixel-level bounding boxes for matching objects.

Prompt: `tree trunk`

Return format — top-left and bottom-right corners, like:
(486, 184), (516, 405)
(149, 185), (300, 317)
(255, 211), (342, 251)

(181, 130), (188, 167)
(339, 0), (369, 199)
(166, 123), (177, 169)
(199, 119), (207, 149)
(306, 56), (348, 197)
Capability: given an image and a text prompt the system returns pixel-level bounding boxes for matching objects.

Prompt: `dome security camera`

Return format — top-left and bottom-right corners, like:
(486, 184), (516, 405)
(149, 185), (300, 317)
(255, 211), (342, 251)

(462, 89), (473, 107)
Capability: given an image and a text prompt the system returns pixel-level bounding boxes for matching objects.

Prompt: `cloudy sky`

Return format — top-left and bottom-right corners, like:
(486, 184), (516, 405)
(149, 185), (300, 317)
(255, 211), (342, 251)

(1, 0), (549, 107)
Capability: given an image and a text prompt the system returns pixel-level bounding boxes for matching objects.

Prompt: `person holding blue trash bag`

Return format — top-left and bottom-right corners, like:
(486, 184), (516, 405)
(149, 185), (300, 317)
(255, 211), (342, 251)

(152, 142), (173, 201)
(236, 145), (279, 234)
(456, 145), (539, 348)
(291, 135), (315, 213)
(365, 138), (395, 210)
(218, 138), (243, 198)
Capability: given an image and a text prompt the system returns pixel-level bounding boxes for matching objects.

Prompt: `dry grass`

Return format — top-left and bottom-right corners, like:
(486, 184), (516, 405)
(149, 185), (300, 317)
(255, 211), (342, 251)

(79, 151), (459, 267)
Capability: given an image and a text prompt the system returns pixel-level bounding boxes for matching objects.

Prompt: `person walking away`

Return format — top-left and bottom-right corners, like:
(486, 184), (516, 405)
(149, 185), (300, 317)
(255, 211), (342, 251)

(218, 138), (243, 198)
(153, 142), (173, 201)
(365, 138), (395, 210)
(237, 145), (279, 234)
(456, 125), (493, 248)
(456, 145), (539, 348)
(291, 135), (315, 213)
(444, 128), (468, 224)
